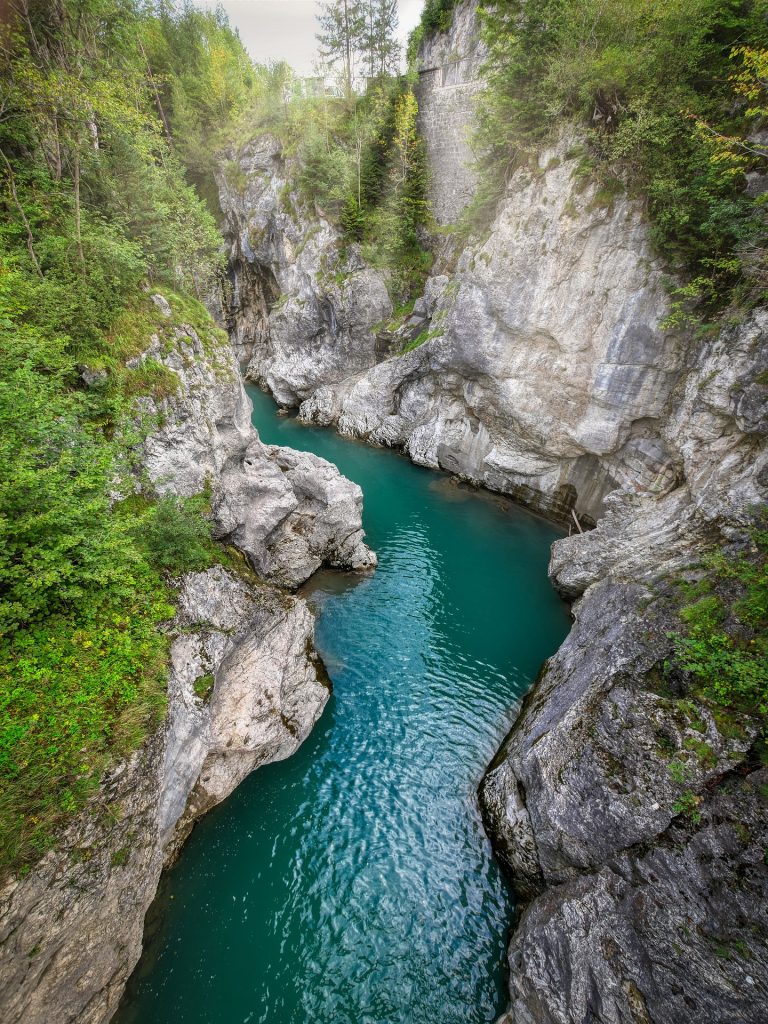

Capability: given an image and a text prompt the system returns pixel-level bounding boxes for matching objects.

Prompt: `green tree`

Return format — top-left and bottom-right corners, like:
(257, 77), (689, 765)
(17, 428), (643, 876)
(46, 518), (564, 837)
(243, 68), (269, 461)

(361, 0), (400, 79)
(317, 0), (365, 99)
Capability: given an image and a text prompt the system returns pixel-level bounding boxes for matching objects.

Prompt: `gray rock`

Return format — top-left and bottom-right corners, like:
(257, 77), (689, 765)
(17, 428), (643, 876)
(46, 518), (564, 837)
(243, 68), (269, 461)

(297, 134), (680, 524)
(501, 771), (768, 1024)
(217, 136), (392, 404)
(482, 305), (768, 1024)
(136, 322), (375, 587)
(149, 292), (172, 318)
(0, 567), (330, 1024)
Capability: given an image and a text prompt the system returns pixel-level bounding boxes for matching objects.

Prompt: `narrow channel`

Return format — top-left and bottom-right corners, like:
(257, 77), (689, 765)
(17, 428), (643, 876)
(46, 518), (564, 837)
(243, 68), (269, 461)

(116, 387), (571, 1024)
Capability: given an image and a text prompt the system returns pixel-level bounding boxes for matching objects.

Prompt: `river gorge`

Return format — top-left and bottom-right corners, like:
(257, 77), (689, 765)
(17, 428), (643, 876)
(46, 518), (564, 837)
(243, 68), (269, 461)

(1, 2), (766, 1022)
(115, 388), (570, 1024)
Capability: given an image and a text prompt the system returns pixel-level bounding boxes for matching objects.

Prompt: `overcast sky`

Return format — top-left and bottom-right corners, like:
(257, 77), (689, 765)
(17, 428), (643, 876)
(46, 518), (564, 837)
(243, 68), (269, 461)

(190, 1), (425, 75)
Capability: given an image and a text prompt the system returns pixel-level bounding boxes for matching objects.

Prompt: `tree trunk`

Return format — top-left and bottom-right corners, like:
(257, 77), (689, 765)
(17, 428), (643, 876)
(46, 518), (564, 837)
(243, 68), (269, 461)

(73, 146), (84, 271)
(0, 148), (43, 278)
(344, 0), (352, 100)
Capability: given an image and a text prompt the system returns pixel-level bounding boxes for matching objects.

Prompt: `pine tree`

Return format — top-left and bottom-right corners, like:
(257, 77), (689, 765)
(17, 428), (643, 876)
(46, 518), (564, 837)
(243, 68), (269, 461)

(366, 0), (400, 79)
(316, 0), (364, 99)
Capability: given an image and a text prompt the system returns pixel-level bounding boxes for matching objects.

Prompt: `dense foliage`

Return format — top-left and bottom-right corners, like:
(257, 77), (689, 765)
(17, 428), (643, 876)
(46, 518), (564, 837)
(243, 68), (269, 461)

(672, 520), (768, 722)
(474, 0), (768, 318)
(0, 0), (253, 875)
(243, 70), (432, 299)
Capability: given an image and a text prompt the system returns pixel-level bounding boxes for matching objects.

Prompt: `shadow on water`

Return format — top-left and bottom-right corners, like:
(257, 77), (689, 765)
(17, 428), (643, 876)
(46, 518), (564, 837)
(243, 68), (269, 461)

(115, 386), (571, 1024)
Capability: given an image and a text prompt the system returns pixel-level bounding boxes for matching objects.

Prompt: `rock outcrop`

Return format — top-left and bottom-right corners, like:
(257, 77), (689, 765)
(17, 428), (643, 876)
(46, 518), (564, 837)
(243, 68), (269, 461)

(0, 568), (328, 1024)
(137, 296), (375, 587)
(298, 137), (680, 525)
(0, 300), (375, 1023)
(218, 136), (392, 405)
(221, 124), (682, 526)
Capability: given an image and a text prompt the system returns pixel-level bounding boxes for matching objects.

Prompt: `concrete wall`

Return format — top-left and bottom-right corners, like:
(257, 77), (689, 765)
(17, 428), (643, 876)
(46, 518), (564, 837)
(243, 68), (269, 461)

(415, 0), (485, 226)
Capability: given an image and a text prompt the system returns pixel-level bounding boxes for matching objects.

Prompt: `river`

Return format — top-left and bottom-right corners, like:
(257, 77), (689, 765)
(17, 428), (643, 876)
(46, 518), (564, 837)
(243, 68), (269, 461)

(116, 386), (570, 1024)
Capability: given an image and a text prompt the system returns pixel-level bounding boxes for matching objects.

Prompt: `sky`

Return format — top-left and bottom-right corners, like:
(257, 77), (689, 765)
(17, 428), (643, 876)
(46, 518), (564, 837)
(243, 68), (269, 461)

(189, 1), (425, 76)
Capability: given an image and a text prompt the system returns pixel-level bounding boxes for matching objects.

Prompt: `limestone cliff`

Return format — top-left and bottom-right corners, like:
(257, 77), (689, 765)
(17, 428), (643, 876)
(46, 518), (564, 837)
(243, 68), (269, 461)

(218, 135), (392, 405)
(0, 302), (375, 1023)
(215, 1), (768, 1020)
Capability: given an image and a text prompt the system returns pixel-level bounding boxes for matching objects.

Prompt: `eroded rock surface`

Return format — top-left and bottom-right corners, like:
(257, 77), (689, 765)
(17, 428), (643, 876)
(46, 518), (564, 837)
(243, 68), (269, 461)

(500, 769), (768, 1024)
(217, 135), (391, 405)
(298, 137), (680, 524)
(137, 312), (375, 586)
(481, 309), (768, 1023)
(0, 567), (329, 1024)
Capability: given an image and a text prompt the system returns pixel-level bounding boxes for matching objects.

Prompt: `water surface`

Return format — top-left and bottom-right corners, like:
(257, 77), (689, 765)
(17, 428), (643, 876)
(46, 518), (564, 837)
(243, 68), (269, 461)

(117, 387), (570, 1024)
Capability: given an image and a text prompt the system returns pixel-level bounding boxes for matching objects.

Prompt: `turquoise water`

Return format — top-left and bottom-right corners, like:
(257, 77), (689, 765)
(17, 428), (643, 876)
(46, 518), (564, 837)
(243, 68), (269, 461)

(116, 387), (570, 1024)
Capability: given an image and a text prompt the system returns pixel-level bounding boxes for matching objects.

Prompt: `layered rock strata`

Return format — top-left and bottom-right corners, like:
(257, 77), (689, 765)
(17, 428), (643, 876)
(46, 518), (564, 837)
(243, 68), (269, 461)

(481, 308), (768, 1023)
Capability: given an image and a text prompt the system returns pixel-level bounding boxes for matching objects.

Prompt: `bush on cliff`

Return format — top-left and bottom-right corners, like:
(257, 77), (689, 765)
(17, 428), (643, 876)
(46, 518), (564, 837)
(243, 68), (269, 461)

(475, 0), (768, 317)
(671, 517), (768, 725)
(0, 0), (251, 876)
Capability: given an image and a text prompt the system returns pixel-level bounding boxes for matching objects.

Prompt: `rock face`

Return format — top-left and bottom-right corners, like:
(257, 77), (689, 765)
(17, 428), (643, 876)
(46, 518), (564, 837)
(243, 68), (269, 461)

(0, 568), (329, 1024)
(480, 308), (768, 1023)
(0, 304), (375, 1024)
(136, 304), (375, 586)
(218, 135), (392, 405)
(300, 136), (678, 524)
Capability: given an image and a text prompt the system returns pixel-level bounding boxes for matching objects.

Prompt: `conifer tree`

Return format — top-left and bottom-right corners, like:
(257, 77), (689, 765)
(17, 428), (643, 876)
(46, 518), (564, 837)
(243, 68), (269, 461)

(316, 0), (364, 99)
(362, 0), (400, 79)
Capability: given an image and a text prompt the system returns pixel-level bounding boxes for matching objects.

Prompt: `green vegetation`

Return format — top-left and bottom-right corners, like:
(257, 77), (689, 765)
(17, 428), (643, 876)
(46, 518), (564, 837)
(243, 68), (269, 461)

(473, 0), (768, 318)
(670, 518), (768, 723)
(407, 0), (460, 64)
(662, 516), (768, 806)
(244, 71), (432, 299)
(193, 673), (215, 702)
(0, 0), (256, 877)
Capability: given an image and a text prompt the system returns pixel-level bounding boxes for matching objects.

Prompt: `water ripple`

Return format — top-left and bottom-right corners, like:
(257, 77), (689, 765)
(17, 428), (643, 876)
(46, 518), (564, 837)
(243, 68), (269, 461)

(115, 391), (570, 1024)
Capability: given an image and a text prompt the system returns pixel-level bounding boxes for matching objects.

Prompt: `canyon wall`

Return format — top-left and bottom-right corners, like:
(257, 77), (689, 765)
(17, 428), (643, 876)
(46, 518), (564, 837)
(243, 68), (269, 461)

(218, 2), (768, 1021)
(0, 300), (374, 1024)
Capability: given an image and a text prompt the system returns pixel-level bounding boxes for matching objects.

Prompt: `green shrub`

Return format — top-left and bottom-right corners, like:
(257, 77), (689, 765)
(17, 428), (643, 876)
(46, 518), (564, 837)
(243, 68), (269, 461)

(136, 495), (215, 576)
(669, 517), (768, 722)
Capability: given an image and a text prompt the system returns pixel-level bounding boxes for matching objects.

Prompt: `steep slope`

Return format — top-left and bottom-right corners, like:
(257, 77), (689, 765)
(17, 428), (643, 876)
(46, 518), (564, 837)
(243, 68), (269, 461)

(0, 304), (375, 1024)
(216, 2), (768, 1021)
